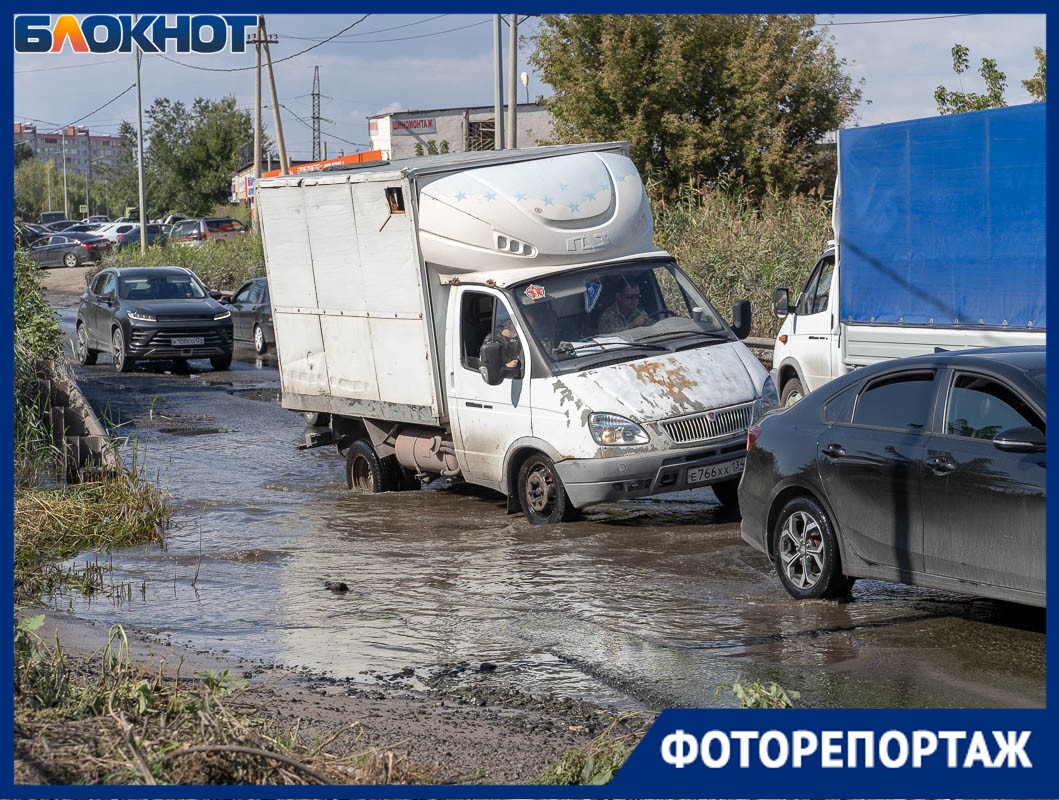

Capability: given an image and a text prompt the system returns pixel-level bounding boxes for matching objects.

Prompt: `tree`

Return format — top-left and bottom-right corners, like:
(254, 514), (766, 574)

(529, 14), (861, 195)
(14, 141), (33, 169)
(145, 96), (254, 215)
(934, 44), (1008, 114)
(1022, 46), (1046, 101)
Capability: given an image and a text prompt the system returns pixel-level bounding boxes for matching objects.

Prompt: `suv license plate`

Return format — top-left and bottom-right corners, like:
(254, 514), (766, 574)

(687, 458), (745, 485)
(172, 336), (204, 346)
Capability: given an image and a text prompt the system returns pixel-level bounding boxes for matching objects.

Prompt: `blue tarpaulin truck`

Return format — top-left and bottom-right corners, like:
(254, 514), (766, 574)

(771, 102), (1046, 406)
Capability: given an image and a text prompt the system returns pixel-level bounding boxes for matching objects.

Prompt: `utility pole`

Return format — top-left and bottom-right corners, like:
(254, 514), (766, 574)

(60, 131), (69, 219)
(251, 16), (262, 229)
(506, 14), (518, 149)
(135, 19), (148, 253)
(84, 131), (91, 218)
(311, 66), (322, 162)
(493, 15), (505, 150)
(260, 17), (289, 174)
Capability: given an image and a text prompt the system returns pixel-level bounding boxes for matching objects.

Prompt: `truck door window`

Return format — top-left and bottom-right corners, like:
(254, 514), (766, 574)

(459, 292), (522, 372)
(797, 255), (833, 315)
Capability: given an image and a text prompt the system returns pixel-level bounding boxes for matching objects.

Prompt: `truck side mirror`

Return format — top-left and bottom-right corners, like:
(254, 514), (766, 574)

(730, 299), (751, 340)
(478, 341), (506, 386)
(993, 426), (1045, 453)
(772, 287), (790, 318)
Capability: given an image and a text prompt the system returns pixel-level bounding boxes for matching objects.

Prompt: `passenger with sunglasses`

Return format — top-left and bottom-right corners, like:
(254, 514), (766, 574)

(598, 279), (650, 334)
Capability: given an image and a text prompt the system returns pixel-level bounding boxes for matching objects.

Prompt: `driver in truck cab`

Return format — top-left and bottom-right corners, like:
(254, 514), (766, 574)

(598, 278), (649, 333)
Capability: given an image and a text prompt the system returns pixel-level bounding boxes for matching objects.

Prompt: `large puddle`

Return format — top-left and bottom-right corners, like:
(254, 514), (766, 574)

(54, 346), (1046, 711)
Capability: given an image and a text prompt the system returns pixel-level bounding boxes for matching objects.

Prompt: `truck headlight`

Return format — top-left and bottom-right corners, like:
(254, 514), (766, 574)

(754, 375), (780, 421)
(589, 413), (649, 446)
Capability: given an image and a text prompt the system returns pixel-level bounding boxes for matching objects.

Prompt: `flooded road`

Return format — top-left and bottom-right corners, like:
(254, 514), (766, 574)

(47, 275), (1046, 711)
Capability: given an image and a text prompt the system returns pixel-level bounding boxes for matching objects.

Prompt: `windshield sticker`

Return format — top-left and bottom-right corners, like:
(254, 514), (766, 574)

(524, 284), (546, 301)
(584, 280), (602, 313)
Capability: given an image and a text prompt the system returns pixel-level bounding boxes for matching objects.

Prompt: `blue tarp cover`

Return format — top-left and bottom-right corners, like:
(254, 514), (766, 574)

(836, 103), (1045, 329)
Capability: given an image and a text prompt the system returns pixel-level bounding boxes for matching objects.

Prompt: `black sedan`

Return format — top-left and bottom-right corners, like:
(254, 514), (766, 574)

(225, 276), (275, 354)
(29, 232), (112, 268)
(739, 346), (1045, 607)
(75, 266), (233, 372)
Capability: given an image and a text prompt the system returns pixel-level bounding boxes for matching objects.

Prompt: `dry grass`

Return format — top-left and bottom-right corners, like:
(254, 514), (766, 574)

(14, 623), (442, 786)
(653, 180), (833, 339)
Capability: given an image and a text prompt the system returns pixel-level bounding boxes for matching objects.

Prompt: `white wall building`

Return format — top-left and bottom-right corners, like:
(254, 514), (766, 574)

(368, 104), (554, 161)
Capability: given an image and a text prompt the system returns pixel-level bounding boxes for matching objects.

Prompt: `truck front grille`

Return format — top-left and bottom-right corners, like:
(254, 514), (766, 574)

(661, 401), (754, 444)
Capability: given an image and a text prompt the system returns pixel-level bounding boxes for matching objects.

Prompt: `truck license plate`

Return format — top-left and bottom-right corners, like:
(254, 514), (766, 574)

(687, 458), (745, 485)
(172, 336), (204, 346)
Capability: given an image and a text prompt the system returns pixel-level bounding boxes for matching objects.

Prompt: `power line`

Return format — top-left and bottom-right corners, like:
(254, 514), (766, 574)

(15, 57), (130, 74)
(66, 84), (136, 127)
(284, 14), (450, 41)
(155, 14), (371, 73)
(818, 13), (978, 26)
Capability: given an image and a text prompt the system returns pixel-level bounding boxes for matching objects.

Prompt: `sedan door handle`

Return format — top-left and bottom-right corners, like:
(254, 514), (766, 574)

(926, 455), (957, 475)
(821, 443), (846, 459)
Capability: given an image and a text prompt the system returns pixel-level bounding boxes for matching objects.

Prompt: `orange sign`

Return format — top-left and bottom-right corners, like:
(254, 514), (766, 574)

(262, 151), (382, 178)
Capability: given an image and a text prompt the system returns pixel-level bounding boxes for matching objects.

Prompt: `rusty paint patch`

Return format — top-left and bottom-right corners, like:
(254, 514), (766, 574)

(632, 358), (700, 407)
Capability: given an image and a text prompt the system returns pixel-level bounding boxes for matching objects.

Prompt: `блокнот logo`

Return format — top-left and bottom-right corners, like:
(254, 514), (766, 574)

(14, 15), (258, 54)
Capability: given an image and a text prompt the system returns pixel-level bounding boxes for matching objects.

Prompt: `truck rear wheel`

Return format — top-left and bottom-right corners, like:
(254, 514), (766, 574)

(518, 453), (579, 525)
(780, 378), (804, 407)
(346, 439), (401, 493)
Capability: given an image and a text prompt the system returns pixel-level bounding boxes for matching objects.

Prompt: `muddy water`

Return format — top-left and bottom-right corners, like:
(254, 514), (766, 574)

(47, 275), (1045, 711)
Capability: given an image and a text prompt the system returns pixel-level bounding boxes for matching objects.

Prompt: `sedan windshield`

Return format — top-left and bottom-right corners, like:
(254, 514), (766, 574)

(509, 260), (732, 367)
(119, 273), (207, 300)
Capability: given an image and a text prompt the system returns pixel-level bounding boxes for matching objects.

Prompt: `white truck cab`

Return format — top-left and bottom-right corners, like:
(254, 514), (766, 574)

(257, 143), (778, 523)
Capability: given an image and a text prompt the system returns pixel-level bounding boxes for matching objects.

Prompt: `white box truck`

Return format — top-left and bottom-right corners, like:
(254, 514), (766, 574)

(772, 103), (1046, 406)
(256, 143), (778, 523)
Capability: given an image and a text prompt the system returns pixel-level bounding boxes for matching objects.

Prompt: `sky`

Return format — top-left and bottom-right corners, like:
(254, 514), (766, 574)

(12, 13), (1047, 163)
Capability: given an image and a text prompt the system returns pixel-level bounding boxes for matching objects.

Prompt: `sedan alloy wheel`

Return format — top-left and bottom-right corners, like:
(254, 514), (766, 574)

(772, 495), (854, 600)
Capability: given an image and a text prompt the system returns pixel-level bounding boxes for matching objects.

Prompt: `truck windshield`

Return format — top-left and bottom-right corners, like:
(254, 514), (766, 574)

(509, 260), (732, 366)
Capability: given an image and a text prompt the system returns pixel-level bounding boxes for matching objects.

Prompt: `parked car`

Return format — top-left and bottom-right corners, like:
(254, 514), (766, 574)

(82, 215), (112, 224)
(75, 266), (234, 373)
(169, 217), (248, 246)
(224, 276), (274, 354)
(44, 219), (81, 231)
(63, 222), (104, 233)
(15, 222), (47, 248)
(28, 231), (112, 268)
(739, 346), (1045, 607)
(114, 224), (168, 249)
(94, 222), (138, 243)
(39, 211), (67, 225)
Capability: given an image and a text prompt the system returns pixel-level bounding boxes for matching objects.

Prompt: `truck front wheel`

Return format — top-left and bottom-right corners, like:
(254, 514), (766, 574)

(780, 378), (804, 407)
(346, 439), (400, 493)
(518, 454), (579, 525)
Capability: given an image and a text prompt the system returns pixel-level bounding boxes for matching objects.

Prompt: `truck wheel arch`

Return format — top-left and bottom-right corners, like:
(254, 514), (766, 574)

(774, 358), (807, 402)
(503, 438), (567, 507)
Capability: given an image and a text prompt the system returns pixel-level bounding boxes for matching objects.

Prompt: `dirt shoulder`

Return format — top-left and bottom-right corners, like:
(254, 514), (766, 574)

(20, 609), (638, 785)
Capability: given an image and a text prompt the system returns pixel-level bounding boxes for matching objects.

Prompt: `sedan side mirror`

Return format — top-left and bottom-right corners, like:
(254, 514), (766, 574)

(773, 287), (790, 318)
(993, 426), (1045, 453)
(730, 298), (751, 340)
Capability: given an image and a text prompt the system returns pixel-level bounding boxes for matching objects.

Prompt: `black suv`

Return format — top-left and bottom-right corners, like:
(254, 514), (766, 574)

(75, 266), (233, 372)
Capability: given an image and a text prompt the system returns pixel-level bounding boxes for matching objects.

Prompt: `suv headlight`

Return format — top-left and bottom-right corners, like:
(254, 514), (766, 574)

(589, 413), (650, 446)
(754, 375), (780, 421)
(214, 310), (231, 320)
(127, 310), (156, 322)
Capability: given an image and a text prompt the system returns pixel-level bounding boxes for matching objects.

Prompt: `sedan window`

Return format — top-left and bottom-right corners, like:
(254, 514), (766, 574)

(852, 372), (935, 432)
(945, 374), (1043, 440)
